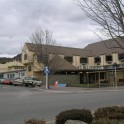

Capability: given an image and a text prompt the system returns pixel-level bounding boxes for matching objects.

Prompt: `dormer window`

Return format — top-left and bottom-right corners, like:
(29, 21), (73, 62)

(80, 57), (88, 64)
(24, 54), (27, 60)
(64, 56), (73, 63)
(106, 55), (113, 62)
(28, 65), (32, 72)
(94, 57), (101, 64)
(118, 53), (124, 61)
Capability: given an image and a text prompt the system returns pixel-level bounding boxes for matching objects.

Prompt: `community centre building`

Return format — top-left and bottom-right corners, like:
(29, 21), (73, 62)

(21, 37), (124, 86)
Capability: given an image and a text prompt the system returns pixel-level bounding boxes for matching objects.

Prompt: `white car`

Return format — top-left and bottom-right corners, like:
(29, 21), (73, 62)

(12, 78), (23, 86)
(0, 78), (6, 84)
(23, 76), (42, 87)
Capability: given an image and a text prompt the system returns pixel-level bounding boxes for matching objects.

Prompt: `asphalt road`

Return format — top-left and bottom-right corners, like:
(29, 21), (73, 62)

(0, 85), (124, 124)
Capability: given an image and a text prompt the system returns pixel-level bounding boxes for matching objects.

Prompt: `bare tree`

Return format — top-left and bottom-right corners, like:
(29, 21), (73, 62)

(28, 28), (63, 73)
(27, 28), (63, 88)
(74, 0), (124, 49)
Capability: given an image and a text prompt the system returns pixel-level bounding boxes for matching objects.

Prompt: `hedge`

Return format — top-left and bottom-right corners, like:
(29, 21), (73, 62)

(24, 118), (46, 124)
(56, 109), (93, 124)
(92, 118), (119, 124)
(94, 106), (124, 120)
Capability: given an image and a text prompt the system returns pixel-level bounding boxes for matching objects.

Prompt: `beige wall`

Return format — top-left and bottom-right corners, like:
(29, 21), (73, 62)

(86, 52), (123, 67)
(0, 61), (25, 73)
(22, 43), (44, 78)
(88, 57), (94, 66)
(73, 56), (80, 67)
(22, 44), (34, 64)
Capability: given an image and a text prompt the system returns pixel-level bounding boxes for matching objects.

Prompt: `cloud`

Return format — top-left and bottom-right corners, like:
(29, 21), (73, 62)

(0, 0), (102, 57)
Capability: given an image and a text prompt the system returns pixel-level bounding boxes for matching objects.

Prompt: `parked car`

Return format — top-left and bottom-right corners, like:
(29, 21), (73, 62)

(3, 79), (13, 85)
(23, 76), (42, 87)
(0, 78), (6, 84)
(12, 78), (23, 86)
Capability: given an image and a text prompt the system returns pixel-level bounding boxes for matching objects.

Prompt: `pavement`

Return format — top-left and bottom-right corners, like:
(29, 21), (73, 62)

(34, 85), (124, 93)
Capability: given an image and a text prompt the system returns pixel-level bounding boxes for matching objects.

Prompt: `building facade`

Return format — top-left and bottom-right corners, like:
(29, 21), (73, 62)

(0, 61), (26, 79)
(21, 38), (124, 85)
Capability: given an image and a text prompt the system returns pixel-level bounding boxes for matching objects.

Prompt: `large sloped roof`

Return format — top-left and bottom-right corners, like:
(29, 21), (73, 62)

(25, 43), (91, 57)
(84, 37), (124, 56)
(49, 55), (79, 71)
(26, 37), (124, 58)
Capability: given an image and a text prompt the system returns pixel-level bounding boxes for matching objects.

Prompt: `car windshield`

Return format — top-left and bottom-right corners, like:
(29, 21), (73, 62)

(25, 77), (39, 81)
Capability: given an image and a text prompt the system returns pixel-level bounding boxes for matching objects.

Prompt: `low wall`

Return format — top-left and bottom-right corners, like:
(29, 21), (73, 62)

(43, 75), (80, 86)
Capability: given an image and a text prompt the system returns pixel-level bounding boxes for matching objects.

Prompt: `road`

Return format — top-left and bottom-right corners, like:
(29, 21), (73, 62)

(0, 85), (124, 124)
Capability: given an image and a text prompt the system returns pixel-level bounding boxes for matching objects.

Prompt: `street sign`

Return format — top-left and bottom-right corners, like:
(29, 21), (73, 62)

(44, 66), (50, 74)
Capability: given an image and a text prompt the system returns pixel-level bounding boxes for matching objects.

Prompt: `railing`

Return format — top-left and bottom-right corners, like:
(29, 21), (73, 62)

(79, 64), (124, 70)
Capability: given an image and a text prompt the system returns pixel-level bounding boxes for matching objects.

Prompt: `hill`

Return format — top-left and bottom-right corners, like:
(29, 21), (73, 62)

(0, 54), (21, 64)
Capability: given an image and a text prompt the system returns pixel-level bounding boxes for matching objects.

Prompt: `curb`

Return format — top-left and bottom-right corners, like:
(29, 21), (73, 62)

(33, 87), (124, 93)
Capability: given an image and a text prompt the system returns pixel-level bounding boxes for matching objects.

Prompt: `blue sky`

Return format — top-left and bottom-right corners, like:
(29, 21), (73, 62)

(0, 0), (104, 57)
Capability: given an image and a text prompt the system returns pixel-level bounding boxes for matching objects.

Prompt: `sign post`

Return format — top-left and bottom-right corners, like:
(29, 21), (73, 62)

(44, 66), (49, 90)
(113, 63), (118, 90)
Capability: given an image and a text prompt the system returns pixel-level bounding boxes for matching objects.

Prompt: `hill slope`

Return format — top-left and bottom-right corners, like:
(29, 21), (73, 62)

(0, 54), (21, 64)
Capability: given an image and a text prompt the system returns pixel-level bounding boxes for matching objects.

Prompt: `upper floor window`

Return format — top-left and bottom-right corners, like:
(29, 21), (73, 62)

(80, 57), (88, 64)
(94, 57), (101, 64)
(64, 56), (73, 63)
(118, 53), (124, 61)
(28, 65), (32, 72)
(106, 55), (113, 62)
(24, 54), (27, 60)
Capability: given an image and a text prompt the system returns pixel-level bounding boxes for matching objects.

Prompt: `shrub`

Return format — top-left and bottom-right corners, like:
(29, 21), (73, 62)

(56, 109), (93, 124)
(24, 118), (46, 124)
(92, 118), (119, 124)
(94, 106), (124, 120)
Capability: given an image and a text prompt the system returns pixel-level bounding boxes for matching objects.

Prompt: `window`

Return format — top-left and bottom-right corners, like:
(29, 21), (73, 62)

(106, 55), (113, 62)
(10, 74), (15, 79)
(64, 56), (73, 63)
(24, 54), (27, 60)
(118, 53), (124, 60)
(94, 57), (101, 63)
(28, 66), (32, 72)
(80, 57), (88, 64)
(7, 74), (9, 78)
(21, 73), (24, 76)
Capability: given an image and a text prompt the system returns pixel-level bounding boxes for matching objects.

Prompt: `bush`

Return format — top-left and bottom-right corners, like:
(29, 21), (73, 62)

(24, 118), (46, 124)
(56, 109), (93, 124)
(94, 106), (124, 120)
(92, 118), (119, 124)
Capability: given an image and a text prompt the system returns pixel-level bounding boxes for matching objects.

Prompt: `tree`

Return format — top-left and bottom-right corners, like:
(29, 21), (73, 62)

(28, 28), (62, 89)
(75, 0), (124, 49)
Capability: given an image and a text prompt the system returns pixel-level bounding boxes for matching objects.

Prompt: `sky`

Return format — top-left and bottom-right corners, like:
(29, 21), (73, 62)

(0, 0), (105, 57)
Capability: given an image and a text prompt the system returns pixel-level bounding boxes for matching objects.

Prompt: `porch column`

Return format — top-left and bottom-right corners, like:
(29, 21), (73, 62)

(86, 72), (89, 88)
(98, 71), (100, 88)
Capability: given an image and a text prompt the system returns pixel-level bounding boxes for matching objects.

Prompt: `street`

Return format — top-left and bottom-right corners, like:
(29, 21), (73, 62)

(0, 85), (124, 124)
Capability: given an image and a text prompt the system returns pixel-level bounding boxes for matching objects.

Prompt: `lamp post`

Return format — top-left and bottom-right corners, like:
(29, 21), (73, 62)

(113, 63), (118, 90)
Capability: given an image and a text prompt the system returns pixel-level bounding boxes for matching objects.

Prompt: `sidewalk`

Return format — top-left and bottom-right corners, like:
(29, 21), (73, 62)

(35, 85), (124, 93)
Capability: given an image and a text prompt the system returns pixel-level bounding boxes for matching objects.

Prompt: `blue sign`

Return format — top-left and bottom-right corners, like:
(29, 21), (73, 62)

(44, 66), (50, 74)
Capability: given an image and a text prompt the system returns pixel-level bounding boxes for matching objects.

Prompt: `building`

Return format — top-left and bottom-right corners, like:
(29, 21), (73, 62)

(22, 42), (90, 84)
(0, 61), (26, 79)
(22, 38), (124, 86)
